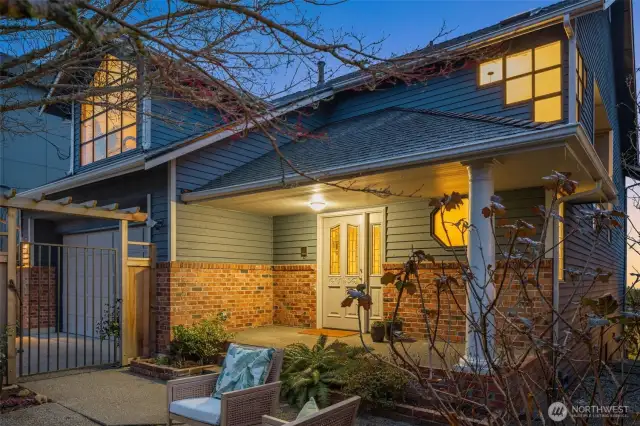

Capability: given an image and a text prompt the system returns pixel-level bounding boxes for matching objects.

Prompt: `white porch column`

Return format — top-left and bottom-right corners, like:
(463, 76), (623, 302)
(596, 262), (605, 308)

(459, 161), (496, 373)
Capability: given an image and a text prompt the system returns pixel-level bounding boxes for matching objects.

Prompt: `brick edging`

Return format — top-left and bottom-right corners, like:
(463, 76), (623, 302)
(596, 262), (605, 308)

(272, 264), (316, 271)
(157, 261), (317, 272)
(157, 261), (272, 270)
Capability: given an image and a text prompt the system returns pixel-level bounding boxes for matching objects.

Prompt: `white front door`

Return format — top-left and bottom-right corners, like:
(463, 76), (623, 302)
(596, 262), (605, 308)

(322, 214), (365, 330)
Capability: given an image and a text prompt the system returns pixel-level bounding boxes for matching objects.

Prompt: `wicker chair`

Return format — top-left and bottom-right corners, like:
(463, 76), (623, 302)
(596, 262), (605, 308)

(167, 345), (284, 426)
(261, 397), (360, 426)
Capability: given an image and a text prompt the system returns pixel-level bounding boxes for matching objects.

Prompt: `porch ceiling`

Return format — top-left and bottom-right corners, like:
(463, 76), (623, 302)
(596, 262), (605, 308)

(195, 145), (598, 216)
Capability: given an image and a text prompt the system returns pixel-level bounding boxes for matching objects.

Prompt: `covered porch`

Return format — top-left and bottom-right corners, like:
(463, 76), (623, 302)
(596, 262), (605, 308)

(165, 108), (617, 371)
(176, 135), (612, 369)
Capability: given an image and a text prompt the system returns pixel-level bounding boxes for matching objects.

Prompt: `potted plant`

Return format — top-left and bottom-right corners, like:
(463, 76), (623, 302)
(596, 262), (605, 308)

(385, 316), (403, 341)
(370, 321), (386, 343)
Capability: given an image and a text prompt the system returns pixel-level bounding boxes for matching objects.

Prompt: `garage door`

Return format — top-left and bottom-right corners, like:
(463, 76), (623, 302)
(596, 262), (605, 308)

(62, 228), (145, 336)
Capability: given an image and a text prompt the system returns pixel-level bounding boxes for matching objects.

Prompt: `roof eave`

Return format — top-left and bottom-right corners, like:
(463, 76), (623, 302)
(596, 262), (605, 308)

(18, 154), (145, 198)
(181, 124), (581, 204)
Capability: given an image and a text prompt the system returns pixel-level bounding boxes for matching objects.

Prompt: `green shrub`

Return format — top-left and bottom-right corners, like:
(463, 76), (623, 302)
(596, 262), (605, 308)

(155, 356), (170, 366)
(281, 335), (347, 408)
(169, 314), (234, 365)
(340, 355), (409, 409)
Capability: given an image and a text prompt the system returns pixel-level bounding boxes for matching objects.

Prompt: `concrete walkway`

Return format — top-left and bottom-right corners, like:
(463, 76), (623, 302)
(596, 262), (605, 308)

(22, 368), (166, 425)
(0, 403), (99, 426)
(2, 326), (462, 425)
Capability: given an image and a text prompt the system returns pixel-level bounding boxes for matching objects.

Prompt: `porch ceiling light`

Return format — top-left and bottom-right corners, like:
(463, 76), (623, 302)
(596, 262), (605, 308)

(308, 194), (327, 211)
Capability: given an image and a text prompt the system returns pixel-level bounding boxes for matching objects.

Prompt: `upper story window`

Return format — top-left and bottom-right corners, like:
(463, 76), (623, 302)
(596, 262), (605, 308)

(477, 41), (562, 123)
(576, 47), (587, 121)
(80, 55), (137, 166)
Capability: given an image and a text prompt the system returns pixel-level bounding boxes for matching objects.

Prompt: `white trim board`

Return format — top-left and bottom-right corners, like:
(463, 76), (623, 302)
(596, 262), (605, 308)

(168, 159), (177, 262)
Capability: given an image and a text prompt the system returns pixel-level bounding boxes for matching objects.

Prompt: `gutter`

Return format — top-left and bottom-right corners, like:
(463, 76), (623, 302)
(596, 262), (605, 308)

(182, 123), (579, 203)
(19, 154), (145, 198)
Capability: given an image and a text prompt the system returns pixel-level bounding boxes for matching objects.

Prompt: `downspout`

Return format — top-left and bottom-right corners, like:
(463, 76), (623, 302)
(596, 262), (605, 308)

(68, 101), (75, 175)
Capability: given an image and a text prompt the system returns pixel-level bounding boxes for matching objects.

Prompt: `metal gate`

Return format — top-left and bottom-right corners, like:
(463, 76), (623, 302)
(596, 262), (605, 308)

(17, 241), (121, 376)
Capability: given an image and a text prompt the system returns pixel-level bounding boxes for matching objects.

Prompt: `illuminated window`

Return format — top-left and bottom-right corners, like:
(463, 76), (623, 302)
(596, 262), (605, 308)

(371, 224), (382, 275)
(484, 41), (562, 123)
(478, 58), (503, 86)
(506, 50), (532, 78)
(330, 225), (340, 275)
(576, 48), (586, 121)
(431, 206), (469, 248)
(535, 68), (561, 97)
(534, 41), (561, 71)
(558, 203), (565, 281)
(506, 75), (532, 104)
(534, 96), (562, 123)
(347, 225), (359, 275)
(80, 54), (137, 166)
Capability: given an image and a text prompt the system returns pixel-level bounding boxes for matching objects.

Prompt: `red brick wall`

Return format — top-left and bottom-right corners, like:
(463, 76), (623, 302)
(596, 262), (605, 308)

(273, 265), (317, 328)
(19, 266), (57, 330)
(156, 262), (274, 352)
(413, 354), (549, 412)
(382, 259), (553, 346)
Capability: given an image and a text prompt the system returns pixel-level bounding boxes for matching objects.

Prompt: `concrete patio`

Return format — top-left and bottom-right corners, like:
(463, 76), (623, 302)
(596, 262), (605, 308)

(4, 325), (464, 425)
(233, 326), (465, 368)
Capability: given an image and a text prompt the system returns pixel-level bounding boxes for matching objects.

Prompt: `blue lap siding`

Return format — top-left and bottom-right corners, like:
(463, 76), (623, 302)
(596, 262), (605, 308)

(325, 25), (568, 126)
(575, 9), (626, 305)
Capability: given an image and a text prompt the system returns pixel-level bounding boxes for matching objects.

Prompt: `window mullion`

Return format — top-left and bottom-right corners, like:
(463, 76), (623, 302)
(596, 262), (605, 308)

(532, 49), (536, 106)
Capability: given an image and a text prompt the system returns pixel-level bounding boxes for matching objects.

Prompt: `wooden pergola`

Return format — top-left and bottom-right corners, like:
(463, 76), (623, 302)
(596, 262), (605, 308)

(0, 189), (150, 383)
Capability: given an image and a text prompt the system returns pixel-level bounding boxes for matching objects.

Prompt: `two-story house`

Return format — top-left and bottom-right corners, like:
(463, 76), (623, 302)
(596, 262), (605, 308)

(17, 0), (635, 373)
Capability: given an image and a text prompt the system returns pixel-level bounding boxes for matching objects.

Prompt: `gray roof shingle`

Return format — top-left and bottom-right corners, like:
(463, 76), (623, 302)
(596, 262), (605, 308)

(194, 108), (560, 194)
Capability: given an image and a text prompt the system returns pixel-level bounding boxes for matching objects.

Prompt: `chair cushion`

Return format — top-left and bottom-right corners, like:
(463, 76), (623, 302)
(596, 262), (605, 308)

(170, 397), (221, 425)
(296, 397), (319, 420)
(213, 344), (275, 398)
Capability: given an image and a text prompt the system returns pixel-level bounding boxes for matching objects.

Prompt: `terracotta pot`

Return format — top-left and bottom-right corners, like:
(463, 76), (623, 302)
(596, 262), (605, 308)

(370, 325), (385, 343)
(385, 321), (403, 341)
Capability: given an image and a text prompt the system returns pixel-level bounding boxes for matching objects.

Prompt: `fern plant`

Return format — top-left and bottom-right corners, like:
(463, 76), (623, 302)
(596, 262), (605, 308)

(281, 335), (346, 408)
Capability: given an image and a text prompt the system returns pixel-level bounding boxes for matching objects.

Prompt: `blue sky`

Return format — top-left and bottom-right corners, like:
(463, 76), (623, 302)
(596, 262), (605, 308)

(307, 0), (558, 57)
(286, 0), (637, 87)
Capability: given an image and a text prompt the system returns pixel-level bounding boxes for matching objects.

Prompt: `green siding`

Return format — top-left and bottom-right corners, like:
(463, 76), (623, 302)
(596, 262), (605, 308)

(268, 187), (547, 266)
(273, 214), (317, 264)
(387, 188), (545, 262)
(176, 203), (273, 263)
